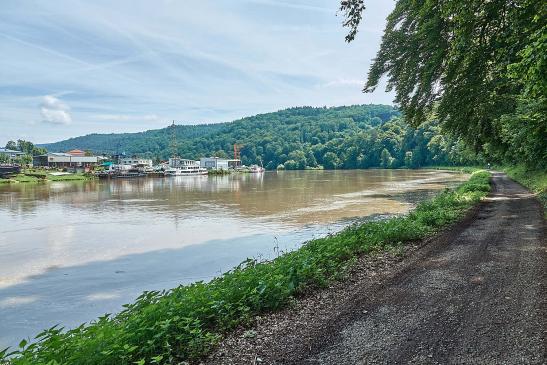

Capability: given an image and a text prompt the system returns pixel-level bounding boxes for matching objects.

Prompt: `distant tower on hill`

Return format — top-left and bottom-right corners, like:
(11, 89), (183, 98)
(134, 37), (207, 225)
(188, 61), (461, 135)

(170, 121), (178, 158)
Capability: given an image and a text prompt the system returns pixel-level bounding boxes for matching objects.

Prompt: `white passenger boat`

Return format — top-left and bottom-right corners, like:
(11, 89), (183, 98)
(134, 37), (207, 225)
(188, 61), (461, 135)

(164, 158), (207, 176)
(249, 164), (265, 173)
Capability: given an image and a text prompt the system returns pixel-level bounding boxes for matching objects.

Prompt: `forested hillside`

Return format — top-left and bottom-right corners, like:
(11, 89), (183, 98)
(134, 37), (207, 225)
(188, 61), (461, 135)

(42, 105), (479, 170)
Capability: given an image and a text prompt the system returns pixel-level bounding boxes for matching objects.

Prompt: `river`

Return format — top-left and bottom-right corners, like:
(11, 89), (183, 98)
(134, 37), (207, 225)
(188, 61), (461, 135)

(0, 169), (467, 347)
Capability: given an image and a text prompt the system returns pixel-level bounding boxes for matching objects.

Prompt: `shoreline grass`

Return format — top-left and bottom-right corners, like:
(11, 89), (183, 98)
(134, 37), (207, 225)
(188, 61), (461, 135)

(0, 172), (93, 184)
(1, 171), (491, 365)
(12, 174), (39, 183)
(46, 173), (93, 182)
(502, 165), (546, 215)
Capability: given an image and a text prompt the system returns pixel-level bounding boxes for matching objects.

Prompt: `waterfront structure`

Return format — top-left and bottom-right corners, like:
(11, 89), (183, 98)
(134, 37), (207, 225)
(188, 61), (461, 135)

(119, 157), (153, 167)
(165, 158), (207, 176)
(228, 159), (241, 168)
(33, 152), (99, 168)
(200, 157), (229, 170)
(249, 164), (265, 173)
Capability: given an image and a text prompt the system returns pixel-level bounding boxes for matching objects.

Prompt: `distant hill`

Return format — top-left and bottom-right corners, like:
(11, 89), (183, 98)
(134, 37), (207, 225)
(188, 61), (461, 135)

(41, 105), (478, 169)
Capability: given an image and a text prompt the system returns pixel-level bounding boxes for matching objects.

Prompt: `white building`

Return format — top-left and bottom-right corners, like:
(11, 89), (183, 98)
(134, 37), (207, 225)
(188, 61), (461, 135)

(33, 153), (99, 168)
(119, 158), (153, 167)
(169, 158), (199, 168)
(200, 157), (229, 170)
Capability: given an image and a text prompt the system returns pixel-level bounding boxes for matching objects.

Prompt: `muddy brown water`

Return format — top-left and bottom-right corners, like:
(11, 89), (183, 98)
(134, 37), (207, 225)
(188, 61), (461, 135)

(0, 169), (467, 347)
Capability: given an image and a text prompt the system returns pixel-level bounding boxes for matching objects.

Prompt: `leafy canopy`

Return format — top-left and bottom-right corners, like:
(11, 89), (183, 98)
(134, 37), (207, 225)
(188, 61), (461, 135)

(341, 0), (546, 168)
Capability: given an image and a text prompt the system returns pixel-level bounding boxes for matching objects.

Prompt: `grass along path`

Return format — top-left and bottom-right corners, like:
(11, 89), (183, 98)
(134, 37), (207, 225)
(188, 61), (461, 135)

(1, 171), (491, 365)
(502, 165), (546, 214)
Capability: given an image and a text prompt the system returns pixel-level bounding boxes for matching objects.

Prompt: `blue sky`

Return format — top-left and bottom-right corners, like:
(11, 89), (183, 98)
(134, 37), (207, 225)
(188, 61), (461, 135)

(0, 0), (395, 144)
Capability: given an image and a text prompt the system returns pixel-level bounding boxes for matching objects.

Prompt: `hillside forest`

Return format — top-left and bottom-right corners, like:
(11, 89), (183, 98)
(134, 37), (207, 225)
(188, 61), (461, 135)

(35, 105), (480, 170)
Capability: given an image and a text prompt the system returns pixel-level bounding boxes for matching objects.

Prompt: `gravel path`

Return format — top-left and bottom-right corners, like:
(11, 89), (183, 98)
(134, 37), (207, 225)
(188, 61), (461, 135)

(205, 173), (546, 364)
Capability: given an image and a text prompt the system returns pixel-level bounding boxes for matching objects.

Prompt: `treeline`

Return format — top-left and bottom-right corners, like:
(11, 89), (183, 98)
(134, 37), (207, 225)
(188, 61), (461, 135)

(41, 105), (480, 169)
(276, 117), (479, 170)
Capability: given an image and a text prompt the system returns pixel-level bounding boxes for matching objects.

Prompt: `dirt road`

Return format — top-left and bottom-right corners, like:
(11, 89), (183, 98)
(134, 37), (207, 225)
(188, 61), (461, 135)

(205, 173), (546, 364)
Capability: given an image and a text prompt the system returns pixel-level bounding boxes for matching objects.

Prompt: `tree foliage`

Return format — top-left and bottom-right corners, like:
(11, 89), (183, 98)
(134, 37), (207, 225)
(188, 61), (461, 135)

(342, 0), (546, 168)
(5, 140), (47, 156)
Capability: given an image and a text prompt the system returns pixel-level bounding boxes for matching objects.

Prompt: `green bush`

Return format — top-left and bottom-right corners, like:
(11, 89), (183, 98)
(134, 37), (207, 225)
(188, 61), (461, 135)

(503, 165), (546, 214)
(11, 174), (39, 183)
(23, 172), (47, 179)
(1, 171), (491, 365)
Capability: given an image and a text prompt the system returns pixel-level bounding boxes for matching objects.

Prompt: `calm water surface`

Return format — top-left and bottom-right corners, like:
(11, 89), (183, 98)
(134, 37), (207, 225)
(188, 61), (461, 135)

(0, 169), (467, 347)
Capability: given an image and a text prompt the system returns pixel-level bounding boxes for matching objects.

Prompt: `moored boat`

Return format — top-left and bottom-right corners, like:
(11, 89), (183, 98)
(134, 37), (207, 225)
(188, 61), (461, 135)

(0, 164), (21, 177)
(249, 164), (265, 173)
(164, 158), (207, 176)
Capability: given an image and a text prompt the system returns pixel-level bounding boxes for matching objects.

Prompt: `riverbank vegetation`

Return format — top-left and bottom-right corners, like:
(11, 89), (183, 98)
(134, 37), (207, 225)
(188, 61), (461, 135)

(1, 171), (490, 365)
(0, 170), (93, 184)
(503, 165), (547, 213)
(340, 0), (545, 171)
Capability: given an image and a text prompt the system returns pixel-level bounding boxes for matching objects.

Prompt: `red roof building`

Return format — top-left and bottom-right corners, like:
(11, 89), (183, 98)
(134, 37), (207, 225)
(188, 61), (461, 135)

(67, 149), (86, 156)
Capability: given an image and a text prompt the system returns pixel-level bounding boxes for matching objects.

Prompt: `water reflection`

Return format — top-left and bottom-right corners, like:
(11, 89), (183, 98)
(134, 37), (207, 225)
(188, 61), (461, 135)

(0, 169), (467, 347)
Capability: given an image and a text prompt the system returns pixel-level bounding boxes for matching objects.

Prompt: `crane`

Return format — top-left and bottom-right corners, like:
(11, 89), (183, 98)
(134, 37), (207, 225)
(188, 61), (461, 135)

(233, 144), (243, 161)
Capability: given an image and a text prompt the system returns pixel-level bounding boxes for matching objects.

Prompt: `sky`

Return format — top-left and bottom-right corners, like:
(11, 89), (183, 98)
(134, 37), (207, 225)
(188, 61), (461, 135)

(0, 0), (395, 144)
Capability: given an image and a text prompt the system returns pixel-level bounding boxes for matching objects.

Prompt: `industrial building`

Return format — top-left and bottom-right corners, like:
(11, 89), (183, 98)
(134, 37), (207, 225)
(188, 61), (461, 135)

(119, 157), (153, 167)
(169, 157), (199, 168)
(33, 152), (100, 169)
(200, 157), (229, 170)
(200, 157), (241, 170)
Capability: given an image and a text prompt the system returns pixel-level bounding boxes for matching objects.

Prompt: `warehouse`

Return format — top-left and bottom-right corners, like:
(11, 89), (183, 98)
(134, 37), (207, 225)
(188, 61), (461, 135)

(33, 152), (99, 168)
(200, 157), (229, 170)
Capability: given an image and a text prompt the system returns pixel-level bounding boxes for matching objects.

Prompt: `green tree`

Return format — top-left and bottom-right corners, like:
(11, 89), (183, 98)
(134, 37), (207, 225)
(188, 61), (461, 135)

(341, 0), (546, 168)
(17, 140), (35, 154)
(323, 152), (340, 169)
(305, 149), (318, 167)
(380, 148), (392, 168)
(404, 151), (413, 168)
(16, 154), (33, 166)
(288, 150), (307, 169)
(284, 160), (298, 170)
(213, 150), (228, 158)
(5, 140), (16, 150)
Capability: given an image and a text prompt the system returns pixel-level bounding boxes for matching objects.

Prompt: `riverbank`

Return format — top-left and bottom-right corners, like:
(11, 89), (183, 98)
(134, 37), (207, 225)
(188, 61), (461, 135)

(1, 171), (490, 364)
(0, 170), (93, 184)
(205, 172), (544, 364)
(423, 165), (484, 173)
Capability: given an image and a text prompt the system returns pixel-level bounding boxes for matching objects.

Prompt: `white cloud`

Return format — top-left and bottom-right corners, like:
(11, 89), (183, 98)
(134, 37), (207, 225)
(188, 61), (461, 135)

(40, 95), (72, 125)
